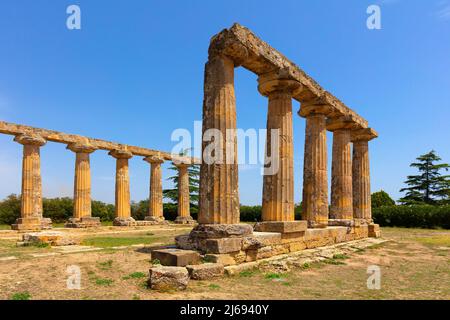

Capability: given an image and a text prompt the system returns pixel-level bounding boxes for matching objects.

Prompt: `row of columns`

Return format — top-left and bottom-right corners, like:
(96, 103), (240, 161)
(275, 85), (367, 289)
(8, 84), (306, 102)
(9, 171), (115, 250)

(10, 134), (193, 230)
(199, 54), (377, 228)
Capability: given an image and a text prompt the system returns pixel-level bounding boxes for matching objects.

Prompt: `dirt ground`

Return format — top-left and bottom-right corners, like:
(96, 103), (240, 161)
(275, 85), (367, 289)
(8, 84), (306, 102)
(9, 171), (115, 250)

(0, 226), (449, 300)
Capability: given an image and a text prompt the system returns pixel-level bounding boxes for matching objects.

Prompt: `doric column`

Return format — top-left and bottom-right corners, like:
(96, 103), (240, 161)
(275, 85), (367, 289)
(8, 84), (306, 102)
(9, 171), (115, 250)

(144, 155), (165, 223)
(12, 134), (51, 231)
(299, 103), (333, 228)
(175, 163), (195, 224)
(352, 128), (378, 223)
(65, 142), (101, 228)
(258, 73), (301, 222)
(198, 54), (240, 225)
(109, 149), (134, 226)
(327, 117), (358, 223)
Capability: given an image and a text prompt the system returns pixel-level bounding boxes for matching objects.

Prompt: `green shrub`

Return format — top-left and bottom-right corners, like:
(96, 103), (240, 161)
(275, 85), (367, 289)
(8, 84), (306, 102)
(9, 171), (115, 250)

(371, 190), (396, 208)
(373, 205), (450, 229)
(0, 194), (21, 224)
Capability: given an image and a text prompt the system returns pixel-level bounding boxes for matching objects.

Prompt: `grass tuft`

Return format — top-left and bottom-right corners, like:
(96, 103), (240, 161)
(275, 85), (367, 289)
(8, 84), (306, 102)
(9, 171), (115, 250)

(11, 292), (31, 300)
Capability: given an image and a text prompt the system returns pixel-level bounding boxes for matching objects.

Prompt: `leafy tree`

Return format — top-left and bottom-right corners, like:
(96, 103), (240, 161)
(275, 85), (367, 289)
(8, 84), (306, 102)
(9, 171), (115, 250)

(399, 151), (450, 205)
(371, 190), (396, 208)
(163, 150), (200, 206)
(0, 194), (21, 224)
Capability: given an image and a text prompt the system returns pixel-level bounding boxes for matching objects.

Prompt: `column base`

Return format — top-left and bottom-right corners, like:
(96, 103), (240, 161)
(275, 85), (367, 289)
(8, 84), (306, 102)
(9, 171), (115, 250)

(65, 217), (101, 228)
(254, 221), (307, 234)
(11, 217), (52, 232)
(174, 216), (196, 225)
(113, 217), (136, 226)
(328, 219), (355, 227)
(307, 220), (328, 229)
(145, 216), (166, 223)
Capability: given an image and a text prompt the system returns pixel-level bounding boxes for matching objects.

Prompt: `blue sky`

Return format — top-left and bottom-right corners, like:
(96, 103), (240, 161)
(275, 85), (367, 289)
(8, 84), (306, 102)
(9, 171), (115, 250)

(0, 0), (449, 205)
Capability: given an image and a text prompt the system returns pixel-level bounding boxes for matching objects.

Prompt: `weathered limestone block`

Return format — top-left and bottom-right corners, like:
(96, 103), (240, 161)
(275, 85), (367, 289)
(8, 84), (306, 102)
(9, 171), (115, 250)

(254, 221), (307, 233)
(113, 217), (136, 226)
(65, 217), (101, 228)
(241, 232), (281, 250)
(175, 234), (196, 250)
(22, 231), (79, 246)
(368, 224), (381, 238)
(189, 224), (253, 239)
(174, 216), (196, 225)
(151, 249), (201, 267)
(204, 238), (242, 254)
(148, 266), (189, 291)
(186, 263), (224, 280)
(247, 245), (289, 261)
(203, 254), (237, 266)
(352, 225), (369, 239)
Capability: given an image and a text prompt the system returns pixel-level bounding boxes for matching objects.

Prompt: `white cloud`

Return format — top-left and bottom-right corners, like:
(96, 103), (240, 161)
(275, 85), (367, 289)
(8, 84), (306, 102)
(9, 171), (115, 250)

(436, 2), (450, 20)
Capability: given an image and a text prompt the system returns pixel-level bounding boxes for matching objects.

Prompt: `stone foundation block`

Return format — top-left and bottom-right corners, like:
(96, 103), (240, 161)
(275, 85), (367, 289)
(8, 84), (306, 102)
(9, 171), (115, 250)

(254, 221), (307, 233)
(113, 217), (136, 226)
(65, 217), (101, 228)
(144, 216), (169, 225)
(189, 224), (253, 239)
(174, 216), (196, 225)
(241, 232), (281, 250)
(151, 249), (201, 267)
(12, 217), (52, 231)
(288, 241), (307, 252)
(368, 224), (381, 238)
(328, 219), (354, 227)
(22, 231), (79, 246)
(148, 266), (189, 291)
(175, 234), (196, 250)
(186, 263), (224, 280)
(203, 254), (237, 266)
(204, 238), (242, 254)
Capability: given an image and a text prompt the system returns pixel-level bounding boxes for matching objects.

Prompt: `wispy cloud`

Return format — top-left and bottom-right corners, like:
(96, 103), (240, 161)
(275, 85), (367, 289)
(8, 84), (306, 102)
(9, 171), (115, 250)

(436, 1), (450, 20)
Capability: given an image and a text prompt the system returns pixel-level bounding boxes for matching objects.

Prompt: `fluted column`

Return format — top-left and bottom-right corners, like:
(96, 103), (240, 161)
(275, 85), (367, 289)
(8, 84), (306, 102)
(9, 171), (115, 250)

(65, 142), (101, 228)
(144, 155), (165, 223)
(199, 54), (240, 224)
(299, 104), (332, 228)
(109, 149), (134, 226)
(175, 163), (194, 224)
(12, 134), (51, 231)
(352, 128), (378, 223)
(258, 75), (301, 222)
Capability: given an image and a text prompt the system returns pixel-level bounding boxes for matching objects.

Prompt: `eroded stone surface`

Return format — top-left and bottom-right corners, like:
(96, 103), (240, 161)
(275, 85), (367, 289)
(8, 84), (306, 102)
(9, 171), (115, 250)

(151, 249), (201, 267)
(186, 263), (224, 280)
(148, 266), (189, 291)
(254, 221), (307, 234)
(22, 231), (79, 246)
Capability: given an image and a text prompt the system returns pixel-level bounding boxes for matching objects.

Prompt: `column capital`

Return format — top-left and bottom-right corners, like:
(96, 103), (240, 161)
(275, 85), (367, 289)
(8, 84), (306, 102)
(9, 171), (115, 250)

(109, 148), (133, 159)
(326, 115), (362, 132)
(67, 141), (96, 154)
(257, 69), (302, 97)
(351, 128), (378, 142)
(174, 162), (190, 169)
(13, 134), (46, 147)
(143, 155), (164, 164)
(298, 100), (334, 118)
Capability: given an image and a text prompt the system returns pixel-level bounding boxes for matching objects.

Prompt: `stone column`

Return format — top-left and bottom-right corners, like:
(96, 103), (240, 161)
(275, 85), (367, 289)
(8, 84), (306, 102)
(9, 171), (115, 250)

(144, 155), (165, 223)
(12, 134), (52, 231)
(258, 75), (301, 223)
(198, 54), (240, 225)
(352, 128), (378, 223)
(65, 142), (101, 228)
(327, 117), (358, 225)
(109, 149), (134, 226)
(175, 163), (195, 224)
(299, 104), (332, 228)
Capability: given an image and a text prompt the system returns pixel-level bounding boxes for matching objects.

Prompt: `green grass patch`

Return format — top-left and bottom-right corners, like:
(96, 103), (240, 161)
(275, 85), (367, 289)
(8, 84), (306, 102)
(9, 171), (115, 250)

(97, 259), (113, 270)
(239, 270), (256, 277)
(332, 253), (348, 260)
(208, 283), (221, 290)
(415, 235), (450, 247)
(132, 294), (141, 300)
(95, 278), (114, 286)
(11, 292), (31, 300)
(0, 224), (11, 230)
(151, 259), (161, 265)
(82, 236), (159, 248)
(123, 272), (146, 280)
(264, 273), (284, 280)
(323, 258), (346, 265)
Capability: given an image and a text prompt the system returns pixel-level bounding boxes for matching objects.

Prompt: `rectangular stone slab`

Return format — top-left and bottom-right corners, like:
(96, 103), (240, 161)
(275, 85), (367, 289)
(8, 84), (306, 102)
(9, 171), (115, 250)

(254, 221), (307, 233)
(151, 249), (200, 267)
(204, 238), (243, 254)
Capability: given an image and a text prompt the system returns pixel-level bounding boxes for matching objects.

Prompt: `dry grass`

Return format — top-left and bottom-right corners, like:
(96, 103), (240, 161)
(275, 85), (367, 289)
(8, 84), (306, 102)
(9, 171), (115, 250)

(0, 227), (449, 300)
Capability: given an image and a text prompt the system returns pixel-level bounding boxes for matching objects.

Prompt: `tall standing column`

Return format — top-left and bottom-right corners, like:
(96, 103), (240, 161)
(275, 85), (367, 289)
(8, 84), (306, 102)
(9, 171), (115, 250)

(352, 128), (378, 223)
(12, 134), (52, 231)
(144, 155), (165, 223)
(65, 142), (101, 228)
(109, 149), (134, 226)
(299, 104), (332, 228)
(198, 54), (240, 225)
(175, 163), (195, 224)
(258, 75), (301, 222)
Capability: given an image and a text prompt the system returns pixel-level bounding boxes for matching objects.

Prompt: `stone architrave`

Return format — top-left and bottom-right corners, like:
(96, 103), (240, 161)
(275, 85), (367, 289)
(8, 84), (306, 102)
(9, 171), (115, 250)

(12, 134), (52, 231)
